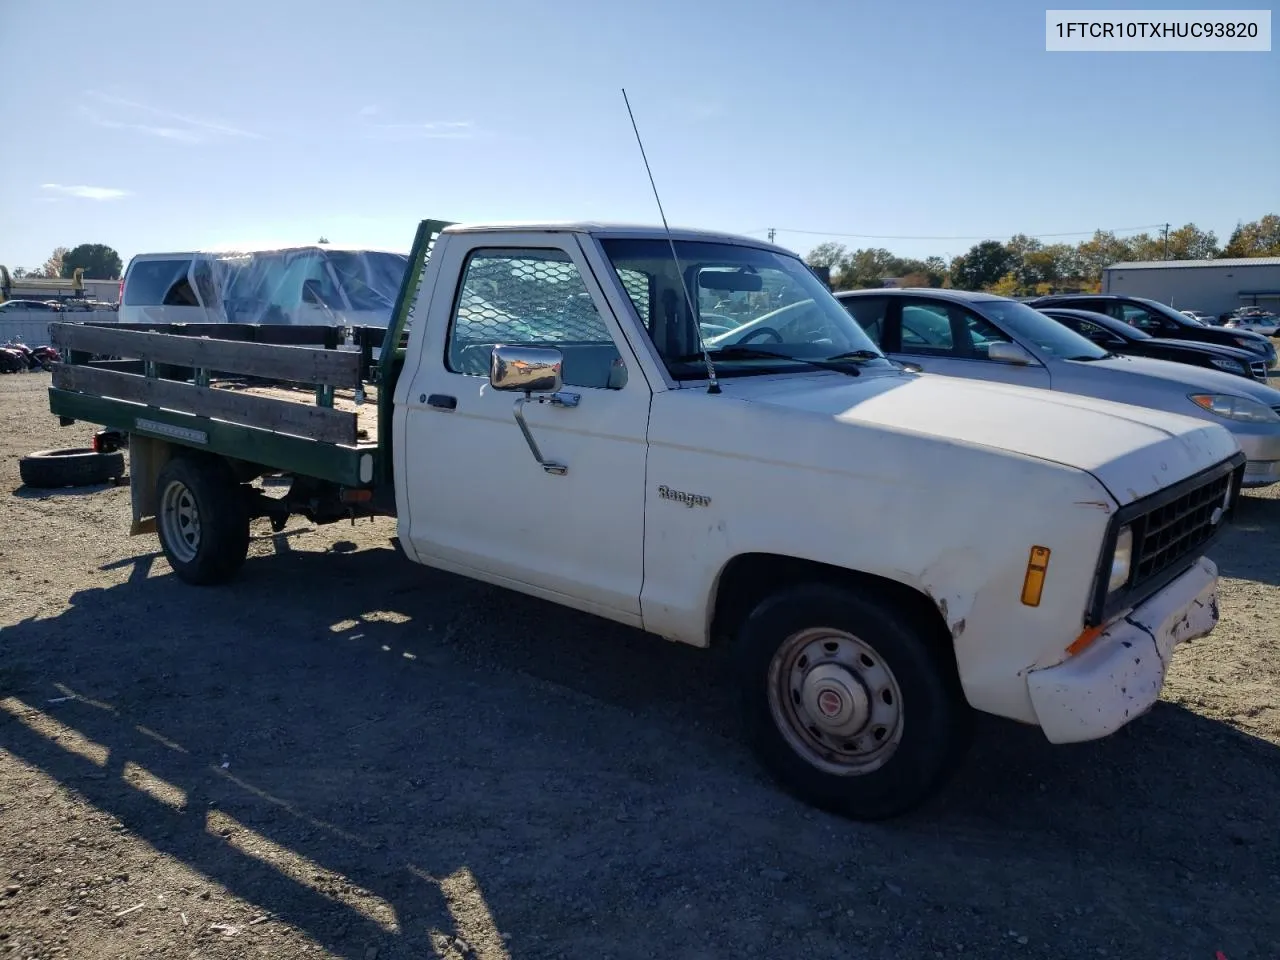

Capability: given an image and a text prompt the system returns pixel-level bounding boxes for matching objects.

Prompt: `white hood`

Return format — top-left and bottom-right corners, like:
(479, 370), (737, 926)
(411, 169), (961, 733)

(730, 371), (1241, 505)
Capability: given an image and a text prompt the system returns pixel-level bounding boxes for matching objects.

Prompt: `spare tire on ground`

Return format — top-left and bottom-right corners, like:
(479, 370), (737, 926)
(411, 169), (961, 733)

(19, 448), (126, 489)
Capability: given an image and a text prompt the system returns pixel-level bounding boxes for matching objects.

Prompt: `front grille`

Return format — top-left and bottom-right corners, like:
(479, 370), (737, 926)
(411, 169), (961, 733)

(1251, 360), (1269, 381)
(1271, 403), (1280, 416)
(1089, 453), (1245, 625)
(1129, 470), (1233, 585)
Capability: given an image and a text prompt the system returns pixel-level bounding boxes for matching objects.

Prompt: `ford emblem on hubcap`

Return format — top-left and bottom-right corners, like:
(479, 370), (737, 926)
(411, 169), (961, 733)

(817, 689), (844, 717)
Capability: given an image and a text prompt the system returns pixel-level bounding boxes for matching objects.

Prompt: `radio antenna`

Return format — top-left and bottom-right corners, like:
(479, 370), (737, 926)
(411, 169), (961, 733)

(621, 88), (720, 394)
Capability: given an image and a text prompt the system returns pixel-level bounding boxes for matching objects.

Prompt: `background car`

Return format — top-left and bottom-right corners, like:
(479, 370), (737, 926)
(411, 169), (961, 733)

(1028, 293), (1277, 367)
(0, 299), (62, 314)
(1039, 306), (1269, 381)
(1224, 310), (1280, 337)
(836, 288), (1280, 488)
(1179, 310), (1217, 326)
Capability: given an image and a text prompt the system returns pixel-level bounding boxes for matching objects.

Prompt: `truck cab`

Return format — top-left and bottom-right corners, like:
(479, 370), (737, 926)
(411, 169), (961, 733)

(48, 220), (1247, 820)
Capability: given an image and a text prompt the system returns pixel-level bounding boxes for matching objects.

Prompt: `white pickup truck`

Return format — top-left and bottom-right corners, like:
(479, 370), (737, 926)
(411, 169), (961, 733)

(48, 219), (1247, 819)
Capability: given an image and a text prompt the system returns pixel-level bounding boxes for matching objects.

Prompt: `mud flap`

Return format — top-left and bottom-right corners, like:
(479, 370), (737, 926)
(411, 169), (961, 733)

(128, 434), (172, 535)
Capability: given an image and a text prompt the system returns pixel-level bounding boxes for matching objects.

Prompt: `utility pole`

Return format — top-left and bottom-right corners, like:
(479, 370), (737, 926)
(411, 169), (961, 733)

(767, 228), (776, 243)
(1162, 223), (1170, 260)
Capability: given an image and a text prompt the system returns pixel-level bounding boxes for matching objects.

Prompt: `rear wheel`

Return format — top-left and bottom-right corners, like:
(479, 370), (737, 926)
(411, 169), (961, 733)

(735, 583), (972, 820)
(155, 455), (250, 585)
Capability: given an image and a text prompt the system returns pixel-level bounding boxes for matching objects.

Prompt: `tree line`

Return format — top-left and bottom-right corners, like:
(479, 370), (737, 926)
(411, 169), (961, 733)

(805, 214), (1280, 295)
(10, 215), (1280, 296)
(9, 244), (124, 281)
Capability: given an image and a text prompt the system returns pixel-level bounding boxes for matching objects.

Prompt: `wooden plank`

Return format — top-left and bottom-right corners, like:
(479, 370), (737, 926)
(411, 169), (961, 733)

(52, 363), (358, 445)
(50, 324), (361, 387)
(95, 322), (340, 346)
(49, 388), (373, 486)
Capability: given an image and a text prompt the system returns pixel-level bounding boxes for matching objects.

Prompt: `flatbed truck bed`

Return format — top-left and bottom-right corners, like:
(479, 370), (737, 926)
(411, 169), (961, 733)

(47, 220), (452, 519)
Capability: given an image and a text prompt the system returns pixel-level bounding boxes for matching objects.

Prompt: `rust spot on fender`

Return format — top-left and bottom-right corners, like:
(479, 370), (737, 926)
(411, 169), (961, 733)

(937, 597), (949, 621)
(951, 618), (966, 640)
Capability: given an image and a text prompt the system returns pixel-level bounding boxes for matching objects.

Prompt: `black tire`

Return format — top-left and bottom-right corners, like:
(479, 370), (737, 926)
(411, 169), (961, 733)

(154, 455), (250, 586)
(19, 448), (126, 488)
(735, 583), (972, 821)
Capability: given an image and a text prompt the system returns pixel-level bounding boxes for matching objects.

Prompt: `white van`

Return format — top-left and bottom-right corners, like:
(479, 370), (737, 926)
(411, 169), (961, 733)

(118, 246), (409, 327)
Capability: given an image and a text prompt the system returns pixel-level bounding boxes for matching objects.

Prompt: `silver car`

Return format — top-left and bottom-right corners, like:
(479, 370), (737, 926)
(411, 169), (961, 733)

(835, 288), (1280, 488)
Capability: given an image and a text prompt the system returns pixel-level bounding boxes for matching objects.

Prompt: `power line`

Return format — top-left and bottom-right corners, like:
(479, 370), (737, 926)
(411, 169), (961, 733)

(743, 223), (1168, 242)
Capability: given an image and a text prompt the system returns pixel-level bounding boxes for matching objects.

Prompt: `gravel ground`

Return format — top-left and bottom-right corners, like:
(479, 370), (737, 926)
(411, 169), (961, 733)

(1, 369), (1277, 960)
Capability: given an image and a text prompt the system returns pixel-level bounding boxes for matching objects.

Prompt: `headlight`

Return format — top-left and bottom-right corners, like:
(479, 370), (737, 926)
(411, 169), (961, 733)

(1189, 394), (1280, 423)
(1108, 525), (1133, 593)
(1209, 357), (1248, 375)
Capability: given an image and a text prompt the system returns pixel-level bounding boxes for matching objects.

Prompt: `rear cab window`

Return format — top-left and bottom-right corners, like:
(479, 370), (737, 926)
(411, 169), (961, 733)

(124, 259), (199, 307)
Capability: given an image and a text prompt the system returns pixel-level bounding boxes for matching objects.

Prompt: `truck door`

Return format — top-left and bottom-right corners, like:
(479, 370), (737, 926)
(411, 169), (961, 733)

(397, 233), (650, 623)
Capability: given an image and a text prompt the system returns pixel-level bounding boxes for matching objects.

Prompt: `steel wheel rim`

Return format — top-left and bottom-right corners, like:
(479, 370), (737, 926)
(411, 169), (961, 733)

(767, 627), (905, 776)
(159, 479), (201, 564)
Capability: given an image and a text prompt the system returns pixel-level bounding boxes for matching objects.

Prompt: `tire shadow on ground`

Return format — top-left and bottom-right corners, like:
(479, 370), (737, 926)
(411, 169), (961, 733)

(1, 541), (1276, 958)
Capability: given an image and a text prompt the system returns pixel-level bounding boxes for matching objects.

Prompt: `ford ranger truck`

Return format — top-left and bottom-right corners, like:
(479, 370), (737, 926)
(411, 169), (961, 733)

(45, 219), (1247, 820)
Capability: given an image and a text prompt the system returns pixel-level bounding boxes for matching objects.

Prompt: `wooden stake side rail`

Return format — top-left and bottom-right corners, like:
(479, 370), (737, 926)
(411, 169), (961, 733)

(50, 323), (362, 388)
(51, 363), (359, 445)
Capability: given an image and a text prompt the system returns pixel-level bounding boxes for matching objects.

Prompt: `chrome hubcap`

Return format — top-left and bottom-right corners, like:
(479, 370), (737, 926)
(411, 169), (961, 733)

(159, 480), (201, 563)
(768, 628), (905, 775)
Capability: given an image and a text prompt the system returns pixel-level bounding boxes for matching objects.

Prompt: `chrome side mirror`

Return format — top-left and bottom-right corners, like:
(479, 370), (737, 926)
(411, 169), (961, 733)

(987, 341), (1035, 366)
(489, 344), (578, 476)
(490, 344), (564, 394)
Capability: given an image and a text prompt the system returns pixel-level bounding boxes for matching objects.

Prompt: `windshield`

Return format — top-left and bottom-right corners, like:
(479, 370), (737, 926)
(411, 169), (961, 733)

(325, 251), (409, 311)
(979, 299), (1110, 360)
(599, 238), (892, 379)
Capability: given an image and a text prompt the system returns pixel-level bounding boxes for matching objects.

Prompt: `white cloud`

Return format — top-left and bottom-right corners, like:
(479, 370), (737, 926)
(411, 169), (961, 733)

(89, 116), (206, 143)
(83, 91), (263, 143)
(42, 183), (130, 201)
(361, 120), (478, 141)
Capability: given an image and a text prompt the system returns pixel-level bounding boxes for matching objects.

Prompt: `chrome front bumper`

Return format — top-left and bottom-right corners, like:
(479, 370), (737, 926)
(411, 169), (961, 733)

(1026, 556), (1219, 744)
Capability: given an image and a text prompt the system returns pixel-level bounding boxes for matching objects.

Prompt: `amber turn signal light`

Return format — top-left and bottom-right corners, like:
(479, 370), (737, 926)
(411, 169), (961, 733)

(1020, 545), (1051, 607)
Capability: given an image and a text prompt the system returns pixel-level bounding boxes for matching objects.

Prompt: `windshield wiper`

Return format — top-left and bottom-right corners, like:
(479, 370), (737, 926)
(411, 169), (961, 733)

(823, 349), (883, 362)
(668, 346), (861, 376)
(1066, 352), (1117, 361)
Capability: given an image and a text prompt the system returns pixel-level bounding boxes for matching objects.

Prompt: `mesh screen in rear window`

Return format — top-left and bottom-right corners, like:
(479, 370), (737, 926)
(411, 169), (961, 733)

(124, 259), (193, 306)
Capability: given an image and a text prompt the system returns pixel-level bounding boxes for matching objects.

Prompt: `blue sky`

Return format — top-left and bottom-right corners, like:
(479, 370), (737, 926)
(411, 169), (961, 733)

(1, 0), (1276, 273)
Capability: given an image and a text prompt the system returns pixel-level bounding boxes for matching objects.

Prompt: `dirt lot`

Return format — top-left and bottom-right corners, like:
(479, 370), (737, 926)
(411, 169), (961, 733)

(1, 369), (1277, 960)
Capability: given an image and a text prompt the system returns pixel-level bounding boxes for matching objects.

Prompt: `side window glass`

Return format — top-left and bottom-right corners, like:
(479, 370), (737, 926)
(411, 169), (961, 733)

(899, 303), (954, 354)
(960, 309), (1011, 358)
(448, 249), (624, 390)
(267, 252), (320, 311)
(840, 296), (888, 347)
(1076, 319), (1118, 344)
(1118, 304), (1160, 333)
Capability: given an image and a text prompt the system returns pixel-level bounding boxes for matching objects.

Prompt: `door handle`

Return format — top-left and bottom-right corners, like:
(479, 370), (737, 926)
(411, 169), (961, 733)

(427, 394), (457, 410)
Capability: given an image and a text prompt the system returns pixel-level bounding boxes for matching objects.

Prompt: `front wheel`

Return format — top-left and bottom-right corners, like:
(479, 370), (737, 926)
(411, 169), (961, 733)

(155, 455), (250, 586)
(735, 583), (972, 820)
